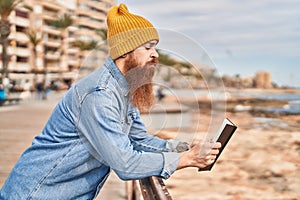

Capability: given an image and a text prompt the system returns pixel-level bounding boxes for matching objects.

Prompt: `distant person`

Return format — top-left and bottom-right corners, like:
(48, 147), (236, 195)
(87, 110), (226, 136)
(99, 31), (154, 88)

(50, 80), (58, 91)
(35, 82), (43, 100)
(0, 4), (221, 199)
(0, 85), (7, 106)
(0, 85), (6, 102)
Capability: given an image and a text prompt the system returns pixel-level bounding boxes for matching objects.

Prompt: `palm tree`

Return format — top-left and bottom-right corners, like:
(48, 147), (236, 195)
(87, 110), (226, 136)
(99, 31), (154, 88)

(50, 13), (73, 71)
(71, 39), (99, 65)
(71, 39), (100, 79)
(95, 29), (107, 41)
(95, 28), (108, 54)
(26, 29), (42, 85)
(0, 0), (22, 85)
(72, 40), (98, 51)
(51, 13), (73, 30)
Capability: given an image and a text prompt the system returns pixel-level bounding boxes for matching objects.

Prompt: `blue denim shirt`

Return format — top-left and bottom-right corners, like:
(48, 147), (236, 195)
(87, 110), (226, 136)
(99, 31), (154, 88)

(0, 57), (180, 200)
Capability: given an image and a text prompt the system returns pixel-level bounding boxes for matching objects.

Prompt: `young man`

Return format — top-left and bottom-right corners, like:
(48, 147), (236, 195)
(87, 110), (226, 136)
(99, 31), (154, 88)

(0, 4), (221, 199)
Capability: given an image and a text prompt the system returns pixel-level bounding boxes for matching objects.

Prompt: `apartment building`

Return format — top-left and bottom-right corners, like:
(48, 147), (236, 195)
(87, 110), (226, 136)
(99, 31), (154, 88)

(1, 0), (115, 90)
(75, 0), (114, 80)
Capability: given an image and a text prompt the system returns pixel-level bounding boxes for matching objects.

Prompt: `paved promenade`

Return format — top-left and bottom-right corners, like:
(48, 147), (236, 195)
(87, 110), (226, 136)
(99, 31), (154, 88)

(0, 92), (126, 199)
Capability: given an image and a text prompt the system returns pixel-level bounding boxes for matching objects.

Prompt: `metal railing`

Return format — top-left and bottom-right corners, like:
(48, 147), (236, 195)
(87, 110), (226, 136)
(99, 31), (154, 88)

(126, 176), (173, 200)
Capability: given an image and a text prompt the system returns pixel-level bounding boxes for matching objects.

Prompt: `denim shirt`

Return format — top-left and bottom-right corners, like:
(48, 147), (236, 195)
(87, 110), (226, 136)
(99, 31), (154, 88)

(0, 57), (180, 200)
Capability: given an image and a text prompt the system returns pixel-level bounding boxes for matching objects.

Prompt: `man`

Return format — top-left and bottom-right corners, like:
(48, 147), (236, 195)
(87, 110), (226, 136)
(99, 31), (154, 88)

(0, 4), (221, 199)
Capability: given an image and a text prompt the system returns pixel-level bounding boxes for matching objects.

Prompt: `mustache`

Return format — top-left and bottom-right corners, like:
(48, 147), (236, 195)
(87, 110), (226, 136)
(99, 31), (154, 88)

(149, 58), (158, 64)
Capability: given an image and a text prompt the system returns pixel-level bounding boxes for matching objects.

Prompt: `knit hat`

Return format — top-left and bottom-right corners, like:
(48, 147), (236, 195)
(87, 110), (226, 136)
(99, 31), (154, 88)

(107, 4), (159, 60)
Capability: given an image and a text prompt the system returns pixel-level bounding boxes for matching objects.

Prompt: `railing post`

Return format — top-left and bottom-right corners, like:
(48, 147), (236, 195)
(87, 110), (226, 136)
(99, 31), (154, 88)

(148, 176), (172, 200)
(127, 176), (173, 200)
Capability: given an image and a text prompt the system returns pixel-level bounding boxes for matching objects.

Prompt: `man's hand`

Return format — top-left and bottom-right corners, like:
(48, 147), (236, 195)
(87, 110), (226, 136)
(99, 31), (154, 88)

(176, 139), (221, 170)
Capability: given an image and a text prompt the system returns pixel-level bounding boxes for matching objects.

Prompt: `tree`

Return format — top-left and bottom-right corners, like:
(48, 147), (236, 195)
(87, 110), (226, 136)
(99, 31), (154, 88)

(71, 40), (98, 51)
(51, 13), (73, 29)
(95, 28), (109, 54)
(0, 0), (22, 85)
(71, 39), (101, 79)
(71, 39), (99, 66)
(26, 29), (42, 85)
(50, 13), (73, 72)
(95, 29), (107, 41)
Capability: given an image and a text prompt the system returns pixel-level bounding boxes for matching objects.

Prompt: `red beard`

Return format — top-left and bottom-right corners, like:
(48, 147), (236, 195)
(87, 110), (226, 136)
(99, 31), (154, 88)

(124, 56), (158, 112)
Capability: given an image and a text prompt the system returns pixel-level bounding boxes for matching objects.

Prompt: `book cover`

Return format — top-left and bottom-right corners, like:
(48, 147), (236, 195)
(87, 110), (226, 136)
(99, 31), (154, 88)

(199, 118), (237, 171)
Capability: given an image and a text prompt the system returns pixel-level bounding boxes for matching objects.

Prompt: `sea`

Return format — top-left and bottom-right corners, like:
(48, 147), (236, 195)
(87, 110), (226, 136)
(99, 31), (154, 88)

(162, 88), (300, 115)
(235, 91), (300, 114)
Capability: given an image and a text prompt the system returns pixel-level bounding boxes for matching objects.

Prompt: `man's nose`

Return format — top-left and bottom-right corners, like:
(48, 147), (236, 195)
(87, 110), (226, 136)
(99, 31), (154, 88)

(150, 48), (159, 58)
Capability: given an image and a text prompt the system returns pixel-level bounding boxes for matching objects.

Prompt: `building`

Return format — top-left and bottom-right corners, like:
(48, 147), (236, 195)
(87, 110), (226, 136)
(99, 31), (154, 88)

(222, 71), (274, 89)
(254, 71), (273, 88)
(1, 0), (115, 90)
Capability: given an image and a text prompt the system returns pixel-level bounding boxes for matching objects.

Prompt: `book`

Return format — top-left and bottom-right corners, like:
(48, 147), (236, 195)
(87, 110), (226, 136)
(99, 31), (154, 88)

(199, 118), (237, 171)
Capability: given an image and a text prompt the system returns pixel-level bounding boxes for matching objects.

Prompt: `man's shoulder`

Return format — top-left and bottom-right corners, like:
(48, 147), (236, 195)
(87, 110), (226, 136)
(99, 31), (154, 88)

(75, 66), (123, 95)
(75, 67), (108, 90)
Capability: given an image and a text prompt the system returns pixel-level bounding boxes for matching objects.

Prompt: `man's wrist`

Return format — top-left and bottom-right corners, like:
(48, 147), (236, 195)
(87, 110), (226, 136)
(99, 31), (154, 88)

(177, 151), (192, 170)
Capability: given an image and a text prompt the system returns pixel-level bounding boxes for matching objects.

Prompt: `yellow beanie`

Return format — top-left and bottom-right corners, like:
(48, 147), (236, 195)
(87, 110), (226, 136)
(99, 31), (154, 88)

(107, 4), (159, 60)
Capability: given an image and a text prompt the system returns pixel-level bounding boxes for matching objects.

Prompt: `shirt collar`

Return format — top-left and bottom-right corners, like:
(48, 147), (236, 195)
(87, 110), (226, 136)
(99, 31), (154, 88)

(104, 56), (129, 96)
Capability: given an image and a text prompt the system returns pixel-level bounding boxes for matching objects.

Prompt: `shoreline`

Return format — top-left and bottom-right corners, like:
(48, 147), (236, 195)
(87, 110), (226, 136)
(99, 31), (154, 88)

(225, 87), (300, 94)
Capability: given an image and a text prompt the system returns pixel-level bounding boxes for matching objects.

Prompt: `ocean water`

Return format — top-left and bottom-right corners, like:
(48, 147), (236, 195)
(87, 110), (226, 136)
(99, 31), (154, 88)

(165, 89), (300, 114)
(262, 101), (300, 114)
(249, 93), (300, 101)
(210, 89), (300, 114)
(249, 93), (300, 114)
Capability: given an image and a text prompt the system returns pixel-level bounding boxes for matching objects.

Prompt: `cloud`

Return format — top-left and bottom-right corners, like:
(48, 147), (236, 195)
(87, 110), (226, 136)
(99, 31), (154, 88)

(120, 0), (300, 86)
(121, 0), (300, 56)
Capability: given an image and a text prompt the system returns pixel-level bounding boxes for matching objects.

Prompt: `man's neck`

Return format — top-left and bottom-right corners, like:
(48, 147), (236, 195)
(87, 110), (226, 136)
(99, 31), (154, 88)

(114, 57), (126, 75)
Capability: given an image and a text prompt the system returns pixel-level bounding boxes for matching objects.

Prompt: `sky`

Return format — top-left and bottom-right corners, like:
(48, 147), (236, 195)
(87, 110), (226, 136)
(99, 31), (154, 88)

(119, 0), (300, 87)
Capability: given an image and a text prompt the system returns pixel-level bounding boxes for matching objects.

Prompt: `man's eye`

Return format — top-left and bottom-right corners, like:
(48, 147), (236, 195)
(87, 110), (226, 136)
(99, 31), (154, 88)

(144, 46), (151, 50)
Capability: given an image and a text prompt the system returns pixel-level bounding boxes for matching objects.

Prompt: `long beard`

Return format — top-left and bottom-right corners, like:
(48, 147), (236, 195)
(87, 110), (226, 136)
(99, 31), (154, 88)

(124, 56), (158, 112)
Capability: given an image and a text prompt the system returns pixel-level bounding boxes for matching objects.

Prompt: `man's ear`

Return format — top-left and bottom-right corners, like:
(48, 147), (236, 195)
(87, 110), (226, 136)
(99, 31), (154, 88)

(114, 55), (127, 75)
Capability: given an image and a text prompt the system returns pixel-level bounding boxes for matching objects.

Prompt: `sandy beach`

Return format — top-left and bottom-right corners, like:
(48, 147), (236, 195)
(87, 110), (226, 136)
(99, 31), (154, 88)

(158, 88), (300, 200)
(0, 88), (299, 200)
(160, 112), (300, 200)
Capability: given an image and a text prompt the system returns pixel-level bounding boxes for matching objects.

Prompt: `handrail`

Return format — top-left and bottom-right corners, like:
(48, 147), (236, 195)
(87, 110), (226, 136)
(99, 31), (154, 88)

(126, 176), (173, 200)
